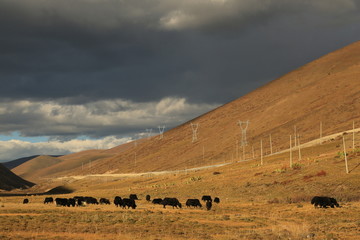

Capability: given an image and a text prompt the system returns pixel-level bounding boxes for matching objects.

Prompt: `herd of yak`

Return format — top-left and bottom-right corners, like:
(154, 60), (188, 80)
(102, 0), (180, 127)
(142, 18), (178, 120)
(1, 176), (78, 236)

(23, 194), (220, 211)
(22, 195), (340, 210)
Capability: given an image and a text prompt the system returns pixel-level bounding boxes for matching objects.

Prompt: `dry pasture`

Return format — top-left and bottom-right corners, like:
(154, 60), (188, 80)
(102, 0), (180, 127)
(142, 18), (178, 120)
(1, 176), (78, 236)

(1, 135), (360, 239)
(0, 197), (359, 240)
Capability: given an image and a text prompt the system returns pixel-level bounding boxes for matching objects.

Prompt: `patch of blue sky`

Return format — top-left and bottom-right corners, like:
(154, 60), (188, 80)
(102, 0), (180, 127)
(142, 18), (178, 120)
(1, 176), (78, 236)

(0, 131), (49, 143)
(76, 135), (90, 140)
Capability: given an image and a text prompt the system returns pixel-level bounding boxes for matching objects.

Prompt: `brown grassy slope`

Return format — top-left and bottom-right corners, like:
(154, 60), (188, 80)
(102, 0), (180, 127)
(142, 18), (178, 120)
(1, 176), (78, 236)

(17, 40), (360, 180)
(11, 137), (148, 182)
(12, 150), (112, 183)
(34, 130), (360, 205)
(12, 155), (61, 180)
(2, 155), (40, 169)
(66, 40), (360, 176)
(0, 163), (34, 191)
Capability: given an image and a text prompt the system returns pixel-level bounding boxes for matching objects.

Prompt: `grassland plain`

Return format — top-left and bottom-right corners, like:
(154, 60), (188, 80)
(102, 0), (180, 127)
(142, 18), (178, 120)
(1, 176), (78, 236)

(0, 135), (359, 239)
(0, 200), (359, 239)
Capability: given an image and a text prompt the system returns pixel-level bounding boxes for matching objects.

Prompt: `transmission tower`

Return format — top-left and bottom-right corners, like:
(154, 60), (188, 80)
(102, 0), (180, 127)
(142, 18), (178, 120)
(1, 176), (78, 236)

(190, 123), (199, 142)
(158, 125), (165, 140)
(238, 120), (249, 146)
(145, 128), (153, 139)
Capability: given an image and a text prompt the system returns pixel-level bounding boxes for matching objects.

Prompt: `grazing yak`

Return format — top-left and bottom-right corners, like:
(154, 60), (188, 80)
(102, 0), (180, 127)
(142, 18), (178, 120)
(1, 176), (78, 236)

(201, 195), (212, 202)
(55, 198), (76, 207)
(186, 199), (202, 208)
(84, 197), (99, 205)
(55, 198), (68, 207)
(152, 198), (163, 205)
(55, 198), (67, 206)
(114, 196), (123, 207)
(122, 198), (137, 209)
(68, 198), (76, 207)
(73, 196), (86, 206)
(100, 198), (111, 205)
(146, 195), (151, 202)
(44, 197), (54, 204)
(311, 196), (340, 208)
(206, 201), (212, 211)
(214, 197), (220, 204)
(23, 198), (29, 204)
(129, 194), (139, 200)
(161, 198), (182, 209)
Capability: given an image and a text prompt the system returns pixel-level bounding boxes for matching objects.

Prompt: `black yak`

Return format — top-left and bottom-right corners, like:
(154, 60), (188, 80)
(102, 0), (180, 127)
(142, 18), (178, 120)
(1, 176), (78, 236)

(186, 199), (202, 208)
(311, 196), (340, 208)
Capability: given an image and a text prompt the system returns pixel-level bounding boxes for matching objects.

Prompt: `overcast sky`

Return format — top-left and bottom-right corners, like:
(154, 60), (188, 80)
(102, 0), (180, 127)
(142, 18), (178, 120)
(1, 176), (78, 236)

(0, 0), (359, 162)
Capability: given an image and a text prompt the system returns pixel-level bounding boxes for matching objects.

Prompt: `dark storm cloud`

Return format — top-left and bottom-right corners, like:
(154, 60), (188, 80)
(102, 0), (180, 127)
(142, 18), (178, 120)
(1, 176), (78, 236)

(0, 0), (358, 104)
(0, 98), (218, 139)
(0, 0), (359, 142)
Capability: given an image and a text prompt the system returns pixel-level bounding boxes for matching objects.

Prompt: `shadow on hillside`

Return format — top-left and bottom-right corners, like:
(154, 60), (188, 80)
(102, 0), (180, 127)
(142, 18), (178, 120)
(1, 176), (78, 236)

(0, 185), (74, 197)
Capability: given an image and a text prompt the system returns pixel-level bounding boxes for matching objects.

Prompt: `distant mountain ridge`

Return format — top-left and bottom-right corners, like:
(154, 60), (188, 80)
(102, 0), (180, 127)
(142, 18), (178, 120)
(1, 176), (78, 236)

(3, 155), (62, 169)
(2, 155), (40, 169)
(0, 163), (35, 191)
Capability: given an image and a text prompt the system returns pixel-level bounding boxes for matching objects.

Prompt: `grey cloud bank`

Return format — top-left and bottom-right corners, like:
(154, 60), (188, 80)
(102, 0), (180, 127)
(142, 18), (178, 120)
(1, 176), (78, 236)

(0, 0), (359, 161)
(0, 98), (217, 138)
(0, 136), (132, 162)
(1, 0), (359, 103)
(0, 97), (218, 161)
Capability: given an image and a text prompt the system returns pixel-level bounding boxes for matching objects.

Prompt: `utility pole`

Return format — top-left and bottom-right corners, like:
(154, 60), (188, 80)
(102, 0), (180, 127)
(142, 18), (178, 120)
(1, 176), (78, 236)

(343, 135), (349, 174)
(353, 121), (355, 150)
(202, 145), (205, 163)
(236, 139), (239, 160)
(238, 120), (249, 146)
(269, 134), (273, 155)
(298, 134), (302, 161)
(242, 145), (245, 161)
(190, 123), (199, 143)
(290, 135), (293, 168)
(146, 128), (153, 139)
(294, 126), (297, 147)
(260, 139), (263, 166)
(320, 121), (323, 145)
(158, 125), (165, 140)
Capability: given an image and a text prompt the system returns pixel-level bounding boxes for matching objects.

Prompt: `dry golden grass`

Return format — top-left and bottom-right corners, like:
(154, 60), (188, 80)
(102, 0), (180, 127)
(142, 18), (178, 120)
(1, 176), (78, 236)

(0, 199), (359, 239)
(2, 135), (360, 239)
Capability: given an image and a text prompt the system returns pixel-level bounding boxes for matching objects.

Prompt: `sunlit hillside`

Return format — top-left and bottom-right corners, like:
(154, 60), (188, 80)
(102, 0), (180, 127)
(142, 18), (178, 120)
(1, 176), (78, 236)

(12, 41), (360, 182)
